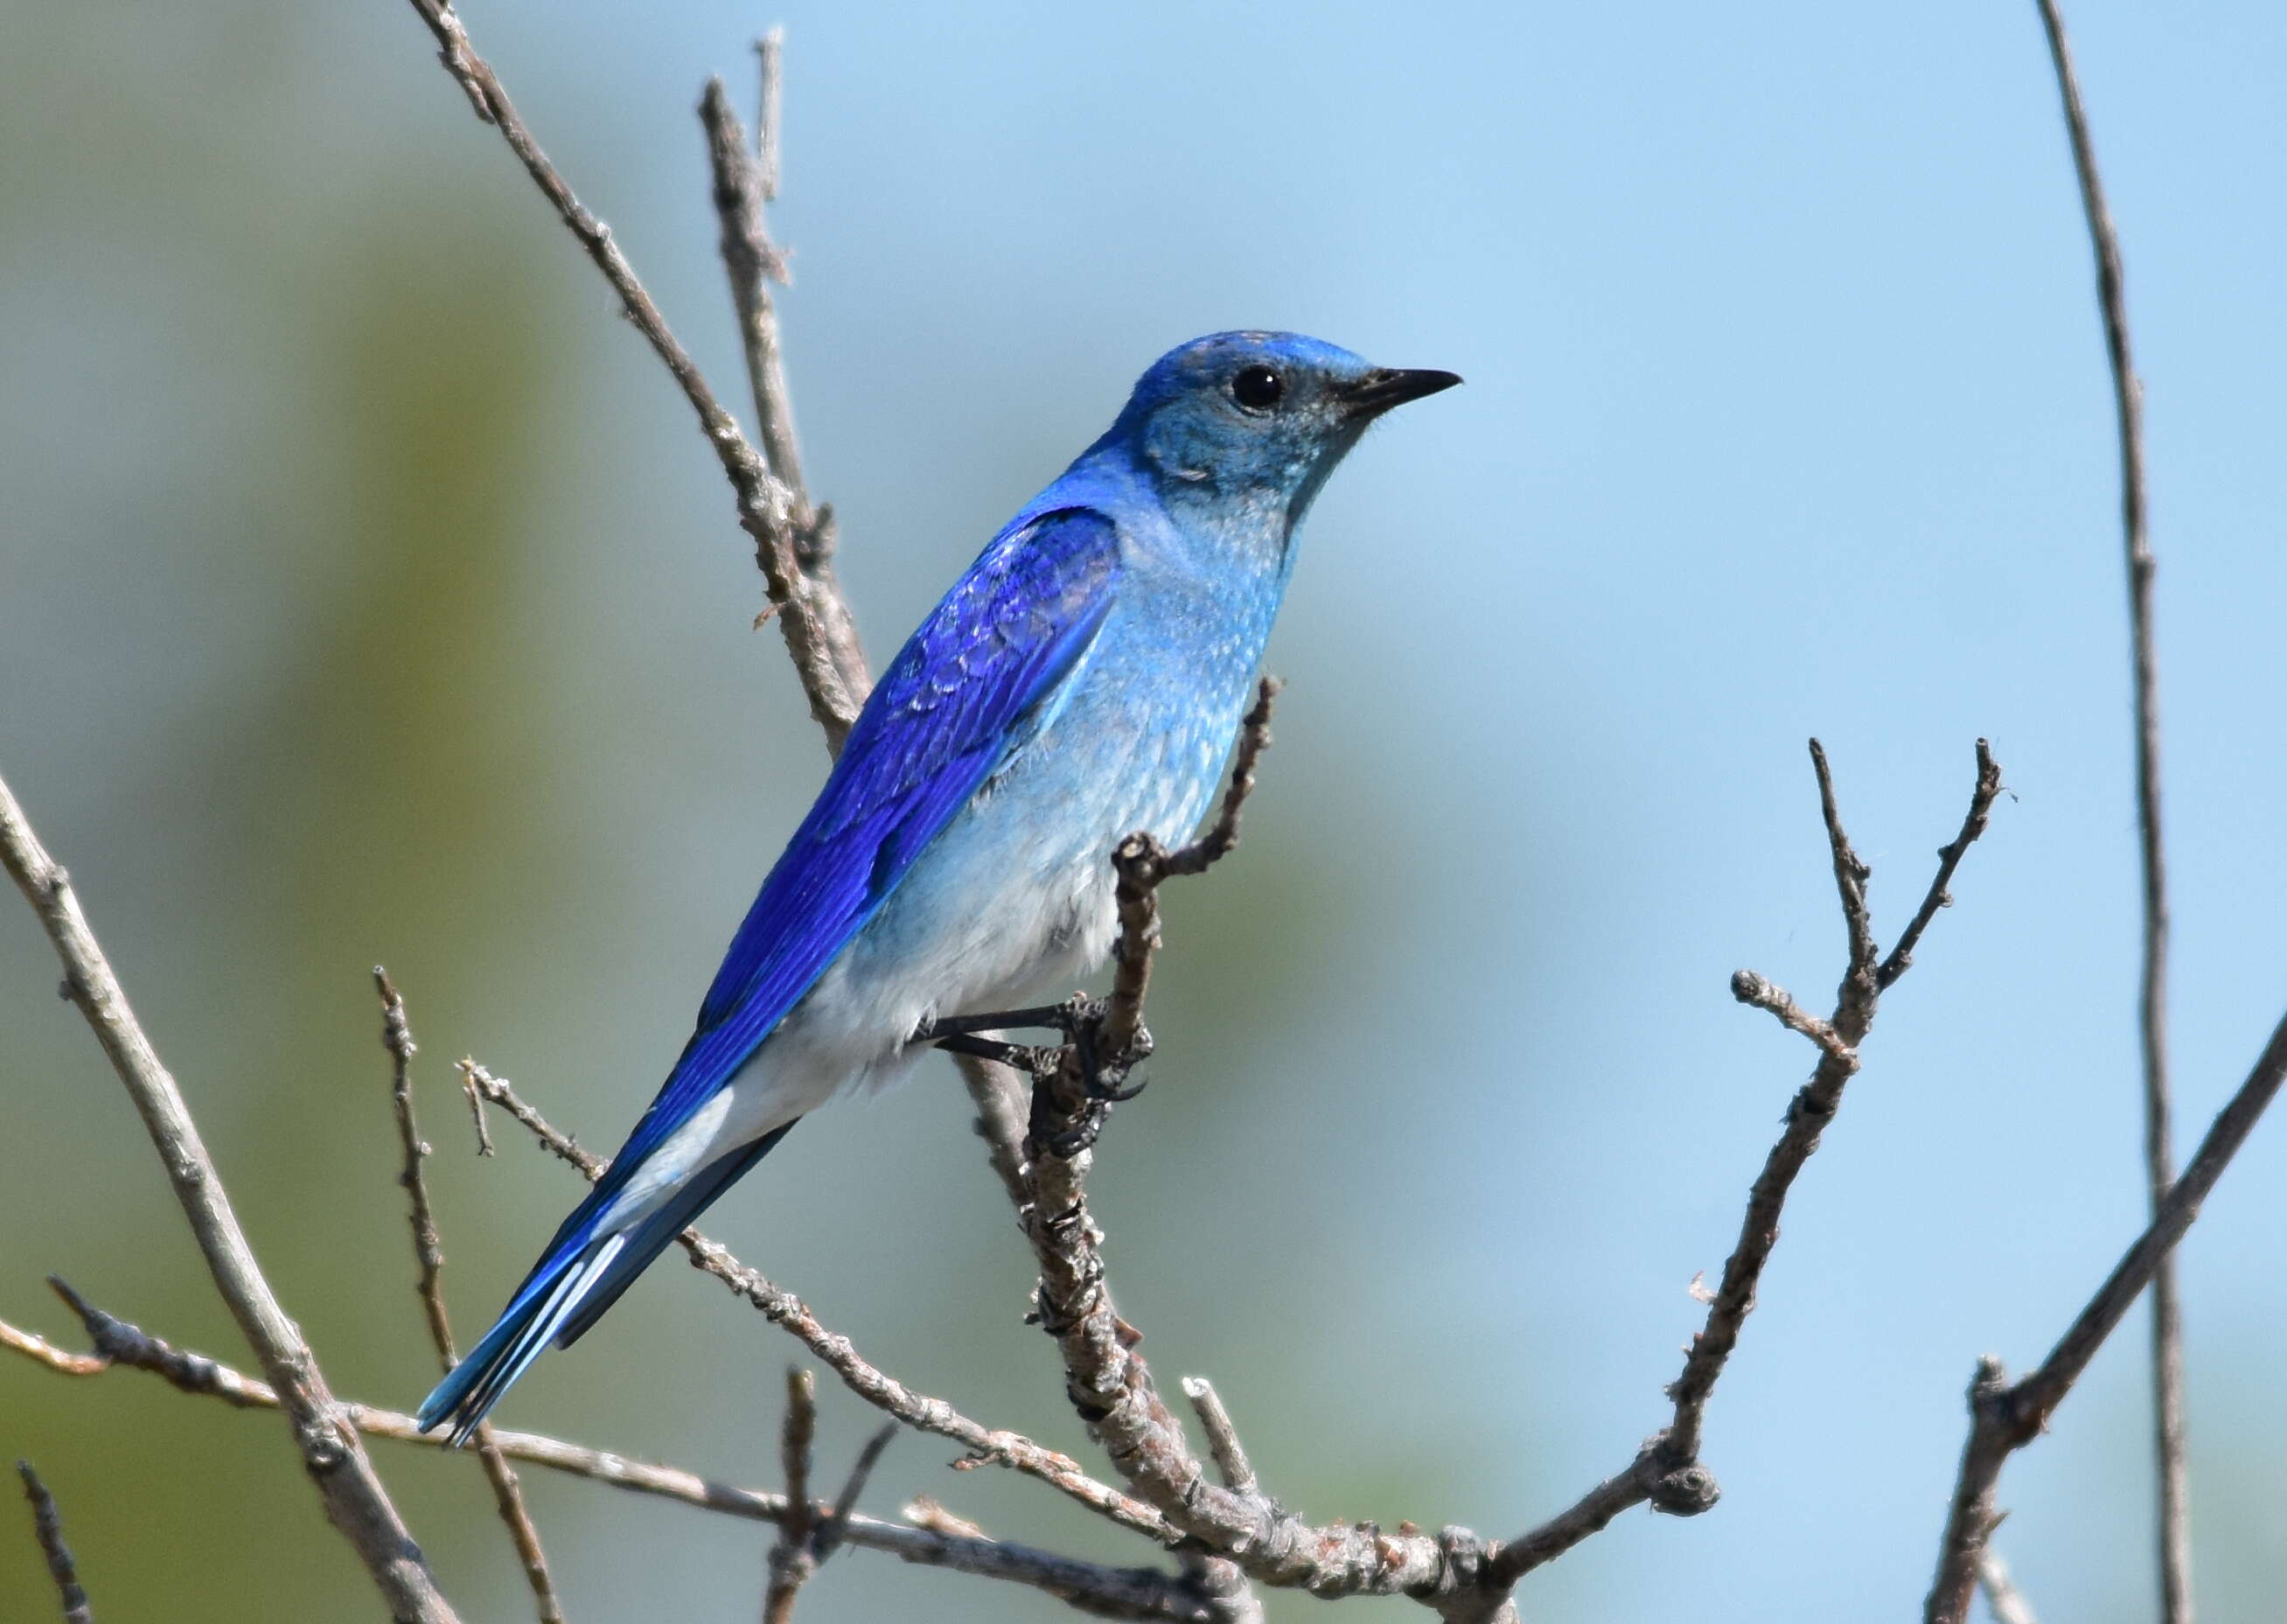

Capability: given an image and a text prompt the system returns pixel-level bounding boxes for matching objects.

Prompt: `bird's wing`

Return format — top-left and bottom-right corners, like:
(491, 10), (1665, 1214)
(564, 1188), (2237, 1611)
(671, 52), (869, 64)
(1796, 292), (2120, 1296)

(594, 505), (1122, 1200)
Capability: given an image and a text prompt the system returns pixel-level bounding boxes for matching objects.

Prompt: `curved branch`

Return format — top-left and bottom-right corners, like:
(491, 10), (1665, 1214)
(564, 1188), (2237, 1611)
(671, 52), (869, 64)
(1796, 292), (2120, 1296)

(0, 771), (458, 1621)
(1923, 1007), (2287, 1622)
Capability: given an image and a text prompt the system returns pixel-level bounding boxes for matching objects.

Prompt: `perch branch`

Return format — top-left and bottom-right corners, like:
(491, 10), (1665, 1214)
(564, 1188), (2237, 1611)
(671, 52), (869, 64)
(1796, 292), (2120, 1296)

(16, 1461), (93, 1624)
(0, 770), (458, 1622)
(375, 971), (563, 1624)
(395, 0), (864, 747)
(1012, 685), (1488, 1614)
(1922, 1005), (2287, 1622)
(2026, 3), (2186, 1615)
(0, 1293), (1213, 1622)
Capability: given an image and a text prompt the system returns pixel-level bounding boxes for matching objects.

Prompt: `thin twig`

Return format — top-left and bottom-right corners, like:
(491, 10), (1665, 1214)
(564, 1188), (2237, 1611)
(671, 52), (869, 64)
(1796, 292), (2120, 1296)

(1728, 971), (1855, 1063)
(1978, 1549), (2042, 1624)
(459, 1061), (497, 1156)
(1923, 1006), (2287, 1622)
(699, 46), (870, 713)
(2027, 5), (2186, 1616)
(763, 1367), (821, 1624)
(1179, 1378), (1257, 1495)
(1877, 741), (2005, 990)
(378, 969), (456, 1371)
(0, 770), (457, 1622)
(376, 970), (563, 1624)
(699, 57), (798, 506)
(903, 1496), (988, 1540)
(451, 1060), (1174, 1544)
(0, 1296), (1214, 1622)
(17, 1461), (93, 1624)
(956, 1051), (1034, 1209)
(396, 0), (865, 748)
(819, 1425), (897, 1562)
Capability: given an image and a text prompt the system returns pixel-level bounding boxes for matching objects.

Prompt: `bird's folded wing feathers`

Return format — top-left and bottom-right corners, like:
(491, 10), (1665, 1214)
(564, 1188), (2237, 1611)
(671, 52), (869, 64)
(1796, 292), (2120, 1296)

(586, 505), (1123, 1206)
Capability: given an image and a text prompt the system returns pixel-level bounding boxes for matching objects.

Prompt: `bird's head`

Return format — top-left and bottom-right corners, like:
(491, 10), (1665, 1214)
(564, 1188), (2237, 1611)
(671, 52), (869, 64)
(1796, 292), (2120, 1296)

(1108, 331), (1460, 540)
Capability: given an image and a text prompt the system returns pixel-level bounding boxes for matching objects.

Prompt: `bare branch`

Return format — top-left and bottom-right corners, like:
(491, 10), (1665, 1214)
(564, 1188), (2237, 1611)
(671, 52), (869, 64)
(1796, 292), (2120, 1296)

(452, 1060), (1174, 1543)
(378, 969), (456, 1371)
(1020, 1111), (1461, 1600)
(376, 971), (563, 1624)
(956, 1052), (1035, 1209)
(1924, 1007), (2287, 1621)
(2026, 3), (2186, 1614)
(0, 1319), (105, 1378)
(903, 1496), (988, 1540)
(1484, 739), (2002, 1594)
(819, 1425), (897, 1561)
(1808, 738), (1879, 1021)
(394, 0), (864, 747)
(0, 770), (457, 1621)
(763, 1367), (821, 1624)
(16, 1461), (93, 1624)
(1876, 740), (2004, 990)
(1728, 971), (1854, 1064)
(1978, 1550), (2042, 1624)
(1179, 1378), (1257, 1495)
(0, 1298), (1214, 1622)
(458, 1060), (497, 1157)
(698, 49), (869, 713)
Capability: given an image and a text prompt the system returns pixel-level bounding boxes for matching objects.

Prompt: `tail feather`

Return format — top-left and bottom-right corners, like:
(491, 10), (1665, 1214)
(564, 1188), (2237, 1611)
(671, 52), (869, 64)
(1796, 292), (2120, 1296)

(415, 1120), (798, 1444)
(554, 1122), (793, 1350)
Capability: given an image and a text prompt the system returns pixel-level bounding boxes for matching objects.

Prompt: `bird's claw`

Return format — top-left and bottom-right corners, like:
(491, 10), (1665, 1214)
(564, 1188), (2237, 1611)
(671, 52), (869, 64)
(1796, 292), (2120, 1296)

(930, 997), (1153, 1153)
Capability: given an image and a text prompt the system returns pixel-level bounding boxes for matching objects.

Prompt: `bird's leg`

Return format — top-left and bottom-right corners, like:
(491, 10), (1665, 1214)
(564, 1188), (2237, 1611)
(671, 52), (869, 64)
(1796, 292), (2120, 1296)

(912, 1005), (1078, 1076)
(930, 1031), (1057, 1072)
(912, 1006), (1075, 1041)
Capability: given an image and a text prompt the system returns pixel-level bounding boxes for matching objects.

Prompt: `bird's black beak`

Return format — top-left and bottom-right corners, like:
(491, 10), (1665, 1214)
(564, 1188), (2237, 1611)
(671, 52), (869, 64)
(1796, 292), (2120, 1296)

(1339, 366), (1463, 417)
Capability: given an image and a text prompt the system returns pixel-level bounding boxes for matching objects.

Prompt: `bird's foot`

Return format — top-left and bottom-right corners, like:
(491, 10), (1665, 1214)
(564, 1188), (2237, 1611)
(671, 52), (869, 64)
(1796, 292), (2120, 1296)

(924, 995), (1154, 1155)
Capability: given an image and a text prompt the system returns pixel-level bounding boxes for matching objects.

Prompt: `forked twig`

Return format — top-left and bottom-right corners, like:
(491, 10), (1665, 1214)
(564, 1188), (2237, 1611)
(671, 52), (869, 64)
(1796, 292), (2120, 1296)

(1922, 1007), (2287, 1621)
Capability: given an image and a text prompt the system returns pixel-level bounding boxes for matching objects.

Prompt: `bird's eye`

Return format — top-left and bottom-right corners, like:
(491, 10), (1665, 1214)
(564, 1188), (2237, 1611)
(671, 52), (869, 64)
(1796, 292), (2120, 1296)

(1231, 365), (1283, 412)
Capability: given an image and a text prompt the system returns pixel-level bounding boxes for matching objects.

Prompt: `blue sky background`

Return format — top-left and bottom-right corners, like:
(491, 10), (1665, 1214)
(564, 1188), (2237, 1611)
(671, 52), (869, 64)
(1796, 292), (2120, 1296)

(3, 3), (2284, 1620)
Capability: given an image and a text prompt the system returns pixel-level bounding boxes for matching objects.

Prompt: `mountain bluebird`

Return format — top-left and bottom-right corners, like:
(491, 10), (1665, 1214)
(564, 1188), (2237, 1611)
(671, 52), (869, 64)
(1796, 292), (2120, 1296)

(418, 331), (1459, 1441)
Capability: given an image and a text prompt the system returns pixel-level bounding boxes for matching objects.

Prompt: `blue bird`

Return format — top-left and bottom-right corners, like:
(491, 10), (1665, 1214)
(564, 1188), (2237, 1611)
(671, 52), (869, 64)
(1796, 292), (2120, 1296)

(417, 331), (1459, 1441)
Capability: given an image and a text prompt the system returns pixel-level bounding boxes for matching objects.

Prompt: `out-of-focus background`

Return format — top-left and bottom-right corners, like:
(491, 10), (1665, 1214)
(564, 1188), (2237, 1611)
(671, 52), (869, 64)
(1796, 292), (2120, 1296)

(4, 3), (2283, 1619)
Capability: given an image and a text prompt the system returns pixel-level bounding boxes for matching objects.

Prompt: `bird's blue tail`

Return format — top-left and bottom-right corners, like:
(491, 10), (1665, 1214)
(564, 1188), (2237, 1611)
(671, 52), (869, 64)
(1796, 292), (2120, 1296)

(416, 1122), (795, 1445)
